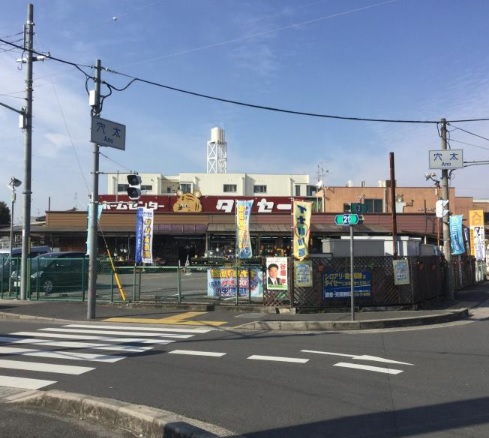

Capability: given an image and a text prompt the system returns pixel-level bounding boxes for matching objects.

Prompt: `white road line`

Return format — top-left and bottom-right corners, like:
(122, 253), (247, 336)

(0, 375), (57, 390)
(8, 338), (153, 353)
(0, 346), (125, 363)
(248, 355), (309, 364)
(65, 324), (212, 334)
(334, 362), (404, 375)
(169, 350), (226, 357)
(301, 350), (413, 366)
(11, 332), (175, 344)
(39, 328), (192, 338)
(0, 359), (94, 375)
(301, 350), (355, 358)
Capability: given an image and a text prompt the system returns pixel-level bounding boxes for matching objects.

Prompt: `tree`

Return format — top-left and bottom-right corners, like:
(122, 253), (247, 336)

(0, 201), (11, 226)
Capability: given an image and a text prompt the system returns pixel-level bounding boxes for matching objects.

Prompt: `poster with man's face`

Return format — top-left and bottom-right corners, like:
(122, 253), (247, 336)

(266, 257), (287, 290)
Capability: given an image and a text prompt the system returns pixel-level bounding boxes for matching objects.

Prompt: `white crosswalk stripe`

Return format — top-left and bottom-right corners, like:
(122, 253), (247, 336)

(0, 323), (207, 391)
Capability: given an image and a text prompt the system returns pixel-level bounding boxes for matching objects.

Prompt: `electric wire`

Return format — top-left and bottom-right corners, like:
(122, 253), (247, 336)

(448, 124), (489, 143)
(2, 37), (489, 126)
(33, 34), (91, 197)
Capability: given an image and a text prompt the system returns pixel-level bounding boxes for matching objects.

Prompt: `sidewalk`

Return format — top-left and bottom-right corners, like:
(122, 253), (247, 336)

(0, 282), (487, 331)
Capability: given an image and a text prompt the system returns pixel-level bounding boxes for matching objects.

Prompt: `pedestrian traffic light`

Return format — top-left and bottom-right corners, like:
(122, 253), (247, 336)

(127, 174), (141, 200)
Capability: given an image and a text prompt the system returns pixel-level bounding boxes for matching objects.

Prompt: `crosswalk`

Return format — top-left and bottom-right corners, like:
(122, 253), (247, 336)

(0, 323), (212, 391)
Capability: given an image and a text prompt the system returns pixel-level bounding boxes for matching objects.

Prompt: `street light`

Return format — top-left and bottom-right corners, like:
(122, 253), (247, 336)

(8, 177), (22, 292)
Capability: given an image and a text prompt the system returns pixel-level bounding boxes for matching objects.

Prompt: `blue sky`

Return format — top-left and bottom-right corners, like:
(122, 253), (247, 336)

(1, 0), (489, 219)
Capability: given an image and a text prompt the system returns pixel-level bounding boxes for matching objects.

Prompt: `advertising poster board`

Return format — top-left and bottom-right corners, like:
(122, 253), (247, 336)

(207, 267), (263, 298)
(323, 270), (372, 299)
(294, 260), (313, 287)
(393, 259), (410, 285)
(266, 257), (288, 290)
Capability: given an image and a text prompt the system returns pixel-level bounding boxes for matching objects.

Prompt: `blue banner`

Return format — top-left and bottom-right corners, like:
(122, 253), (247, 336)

(135, 207), (144, 263)
(86, 204), (103, 255)
(450, 215), (465, 255)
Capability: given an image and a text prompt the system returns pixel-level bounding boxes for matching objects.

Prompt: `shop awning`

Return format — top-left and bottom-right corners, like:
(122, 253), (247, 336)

(154, 224), (208, 235)
(207, 223), (292, 234)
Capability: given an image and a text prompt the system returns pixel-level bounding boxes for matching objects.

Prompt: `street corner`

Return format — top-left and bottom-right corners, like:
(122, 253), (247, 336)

(102, 311), (229, 327)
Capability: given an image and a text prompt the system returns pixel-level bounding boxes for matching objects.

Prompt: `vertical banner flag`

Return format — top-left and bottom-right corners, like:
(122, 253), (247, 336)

(135, 207), (154, 264)
(449, 215), (465, 255)
(86, 204), (103, 255)
(236, 200), (253, 259)
(469, 210), (485, 260)
(293, 201), (312, 261)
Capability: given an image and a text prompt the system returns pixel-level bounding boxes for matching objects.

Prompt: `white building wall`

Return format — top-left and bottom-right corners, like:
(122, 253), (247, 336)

(106, 172), (310, 196)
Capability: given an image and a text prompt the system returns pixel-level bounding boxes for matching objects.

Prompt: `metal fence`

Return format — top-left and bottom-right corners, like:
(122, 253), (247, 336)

(0, 254), (478, 310)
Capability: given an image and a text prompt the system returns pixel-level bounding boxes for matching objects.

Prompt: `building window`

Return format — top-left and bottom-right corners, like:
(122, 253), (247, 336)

(306, 185), (318, 196)
(254, 185), (267, 193)
(223, 184), (237, 193)
(117, 184), (128, 193)
(364, 198), (383, 213)
(294, 185), (301, 196)
(180, 183), (192, 193)
(141, 185), (152, 192)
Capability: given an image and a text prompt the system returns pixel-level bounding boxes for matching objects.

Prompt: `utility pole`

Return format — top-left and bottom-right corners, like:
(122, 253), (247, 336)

(87, 59), (101, 319)
(440, 118), (453, 299)
(389, 152), (398, 258)
(20, 3), (34, 301)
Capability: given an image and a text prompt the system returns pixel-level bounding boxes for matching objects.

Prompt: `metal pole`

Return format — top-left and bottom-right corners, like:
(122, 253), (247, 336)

(87, 59), (101, 319)
(9, 188), (16, 292)
(20, 3), (34, 301)
(350, 224), (355, 321)
(390, 152), (398, 258)
(440, 118), (453, 299)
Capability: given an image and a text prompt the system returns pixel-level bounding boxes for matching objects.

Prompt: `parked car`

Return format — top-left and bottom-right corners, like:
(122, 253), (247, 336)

(0, 246), (51, 290)
(12, 251), (88, 294)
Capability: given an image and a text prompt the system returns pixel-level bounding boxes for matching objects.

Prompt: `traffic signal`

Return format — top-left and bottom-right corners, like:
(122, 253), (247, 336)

(127, 174), (141, 200)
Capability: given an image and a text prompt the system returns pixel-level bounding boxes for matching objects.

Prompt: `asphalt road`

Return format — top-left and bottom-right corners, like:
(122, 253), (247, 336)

(0, 314), (489, 437)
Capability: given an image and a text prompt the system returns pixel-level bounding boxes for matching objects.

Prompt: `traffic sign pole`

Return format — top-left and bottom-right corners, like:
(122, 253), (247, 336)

(350, 225), (355, 321)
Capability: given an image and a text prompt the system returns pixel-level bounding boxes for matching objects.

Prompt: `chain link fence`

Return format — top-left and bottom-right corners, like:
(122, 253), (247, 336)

(0, 254), (478, 310)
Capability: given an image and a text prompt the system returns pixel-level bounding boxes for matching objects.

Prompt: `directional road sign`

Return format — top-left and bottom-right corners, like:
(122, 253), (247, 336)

(335, 214), (359, 226)
(429, 149), (463, 169)
(350, 203), (368, 213)
(91, 116), (126, 150)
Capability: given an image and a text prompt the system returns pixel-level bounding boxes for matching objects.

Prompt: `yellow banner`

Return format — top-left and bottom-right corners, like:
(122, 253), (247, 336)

(293, 201), (312, 261)
(469, 210), (484, 227)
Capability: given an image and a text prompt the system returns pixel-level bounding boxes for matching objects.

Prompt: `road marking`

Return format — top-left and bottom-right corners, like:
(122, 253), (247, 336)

(0, 337), (153, 353)
(38, 328), (192, 338)
(65, 324), (213, 334)
(0, 359), (94, 375)
(0, 375), (57, 390)
(333, 362), (404, 375)
(0, 346), (125, 363)
(248, 355), (309, 364)
(11, 332), (175, 344)
(104, 311), (227, 327)
(169, 350), (226, 357)
(301, 350), (413, 366)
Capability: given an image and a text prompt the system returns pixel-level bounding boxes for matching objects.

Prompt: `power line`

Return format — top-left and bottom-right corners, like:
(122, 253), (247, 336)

(2, 36), (489, 125)
(448, 123), (489, 143)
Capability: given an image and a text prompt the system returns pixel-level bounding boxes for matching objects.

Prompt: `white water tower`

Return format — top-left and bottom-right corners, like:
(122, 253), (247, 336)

(207, 127), (227, 173)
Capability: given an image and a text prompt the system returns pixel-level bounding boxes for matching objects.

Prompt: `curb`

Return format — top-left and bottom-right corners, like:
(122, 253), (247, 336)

(234, 308), (470, 331)
(11, 389), (243, 438)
